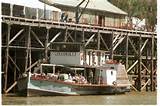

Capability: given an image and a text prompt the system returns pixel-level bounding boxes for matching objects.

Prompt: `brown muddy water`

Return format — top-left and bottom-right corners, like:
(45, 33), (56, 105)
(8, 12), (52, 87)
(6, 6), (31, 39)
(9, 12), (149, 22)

(2, 91), (157, 105)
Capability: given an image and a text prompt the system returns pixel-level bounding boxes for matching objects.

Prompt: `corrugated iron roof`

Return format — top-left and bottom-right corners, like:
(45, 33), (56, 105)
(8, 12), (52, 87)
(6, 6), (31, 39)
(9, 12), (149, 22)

(51, 0), (127, 15)
(2, 0), (61, 12)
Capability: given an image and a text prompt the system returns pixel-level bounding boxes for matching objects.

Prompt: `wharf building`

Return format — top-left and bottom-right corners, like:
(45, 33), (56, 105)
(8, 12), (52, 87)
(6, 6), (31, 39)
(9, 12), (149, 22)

(1, 0), (157, 94)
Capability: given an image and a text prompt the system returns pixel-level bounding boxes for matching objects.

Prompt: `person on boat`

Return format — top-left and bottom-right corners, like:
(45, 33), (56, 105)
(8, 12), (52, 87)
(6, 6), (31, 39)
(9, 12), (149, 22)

(73, 74), (79, 83)
(55, 71), (60, 80)
(79, 73), (87, 84)
(68, 73), (72, 80)
(88, 70), (94, 84)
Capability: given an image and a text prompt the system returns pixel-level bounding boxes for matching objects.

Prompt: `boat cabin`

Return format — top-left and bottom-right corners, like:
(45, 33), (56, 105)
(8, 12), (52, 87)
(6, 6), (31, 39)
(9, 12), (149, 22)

(32, 63), (118, 86)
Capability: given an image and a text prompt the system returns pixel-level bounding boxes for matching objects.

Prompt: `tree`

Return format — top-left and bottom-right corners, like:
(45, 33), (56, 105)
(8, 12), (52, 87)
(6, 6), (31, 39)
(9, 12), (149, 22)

(109, 0), (157, 31)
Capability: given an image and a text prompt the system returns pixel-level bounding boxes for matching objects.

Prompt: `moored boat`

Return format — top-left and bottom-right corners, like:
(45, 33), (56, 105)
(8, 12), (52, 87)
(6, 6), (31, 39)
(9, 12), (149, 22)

(17, 62), (131, 96)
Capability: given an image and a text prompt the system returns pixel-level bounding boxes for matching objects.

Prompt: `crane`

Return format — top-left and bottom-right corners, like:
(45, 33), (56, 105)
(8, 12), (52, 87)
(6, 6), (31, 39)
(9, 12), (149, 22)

(75, 0), (90, 24)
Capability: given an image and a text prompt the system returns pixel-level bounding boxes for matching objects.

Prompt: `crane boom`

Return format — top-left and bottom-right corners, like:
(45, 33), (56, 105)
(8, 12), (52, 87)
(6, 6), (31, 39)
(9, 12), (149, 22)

(75, 0), (90, 24)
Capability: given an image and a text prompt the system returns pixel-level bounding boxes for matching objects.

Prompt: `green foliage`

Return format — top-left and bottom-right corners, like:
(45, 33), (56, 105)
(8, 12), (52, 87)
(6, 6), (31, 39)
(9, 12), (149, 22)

(109, 0), (157, 31)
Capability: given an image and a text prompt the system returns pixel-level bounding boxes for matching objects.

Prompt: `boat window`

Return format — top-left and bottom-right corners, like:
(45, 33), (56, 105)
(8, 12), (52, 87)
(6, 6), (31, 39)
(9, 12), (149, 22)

(110, 67), (114, 69)
(111, 71), (113, 75)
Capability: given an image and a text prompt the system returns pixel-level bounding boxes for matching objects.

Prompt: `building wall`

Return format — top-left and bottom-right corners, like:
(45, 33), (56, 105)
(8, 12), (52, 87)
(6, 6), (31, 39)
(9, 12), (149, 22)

(60, 8), (126, 28)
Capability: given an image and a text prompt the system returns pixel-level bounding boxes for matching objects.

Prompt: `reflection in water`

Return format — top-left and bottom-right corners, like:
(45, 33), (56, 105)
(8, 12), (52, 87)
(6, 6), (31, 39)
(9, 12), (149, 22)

(2, 91), (156, 105)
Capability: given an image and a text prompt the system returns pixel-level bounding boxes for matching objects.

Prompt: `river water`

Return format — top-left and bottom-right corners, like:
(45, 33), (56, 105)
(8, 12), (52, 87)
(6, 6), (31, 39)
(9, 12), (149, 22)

(2, 91), (157, 105)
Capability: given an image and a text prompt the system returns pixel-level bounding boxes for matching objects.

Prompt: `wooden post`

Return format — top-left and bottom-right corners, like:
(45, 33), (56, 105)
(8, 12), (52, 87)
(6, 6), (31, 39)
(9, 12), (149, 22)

(97, 30), (100, 50)
(145, 42), (149, 91)
(4, 24), (11, 92)
(110, 32), (114, 59)
(25, 26), (31, 72)
(45, 28), (49, 61)
(126, 33), (129, 70)
(14, 51), (17, 92)
(150, 34), (154, 91)
(82, 28), (85, 65)
(64, 27), (68, 42)
(138, 34), (142, 91)
(29, 28), (32, 72)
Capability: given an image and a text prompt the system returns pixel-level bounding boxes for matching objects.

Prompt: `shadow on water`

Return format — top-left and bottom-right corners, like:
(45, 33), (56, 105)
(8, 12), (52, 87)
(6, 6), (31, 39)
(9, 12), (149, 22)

(2, 91), (157, 105)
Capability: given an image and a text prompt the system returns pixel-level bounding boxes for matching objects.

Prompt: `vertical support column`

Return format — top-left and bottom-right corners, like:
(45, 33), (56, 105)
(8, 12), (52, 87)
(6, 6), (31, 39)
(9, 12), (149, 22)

(10, 4), (13, 16)
(74, 28), (77, 42)
(138, 34), (142, 91)
(64, 27), (68, 42)
(150, 34), (154, 91)
(110, 32), (114, 59)
(45, 28), (50, 61)
(126, 33), (129, 70)
(97, 30), (100, 50)
(145, 43), (149, 91)
(29, 27), (32, 72)
(82, 28), (85, 65)
(4, 24), (11, 92)
(14, 51), (17, 92)
(25, 26), (31, 72)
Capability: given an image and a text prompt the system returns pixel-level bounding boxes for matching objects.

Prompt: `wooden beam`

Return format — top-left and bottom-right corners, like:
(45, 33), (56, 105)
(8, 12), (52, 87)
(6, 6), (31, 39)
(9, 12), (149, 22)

(8, 55), (20, 72)
(45, 28), (49, 61)
(97, 30), (100, 50)
(150, 34), (155, 91)
(127, 60), (138, 73)
(85, 33), (95, 47)
(110, 32), (114, 59)
(141, 79), (150, 91)
(100, 35), (109, 50)
(126, 34), (129, 69)
(65, 27), (68, 42)
(67, 32), (74, 42)
(5, 81), (17, 93)
(47, 32), (61, 47)
(25, 26), (31, 72)
(31, 30), (44, 47)
(26, 61), (38, 72)
(128, 37), (138, 55)
(131, 85), (138, 91)
(9, 29), (24, 45)
(4, 24), (10, 92)
(138, 34), (142, 91)
(140, 39), (149, 52)
(141, 62), (150, 74)
(113, 36), (125, 51)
